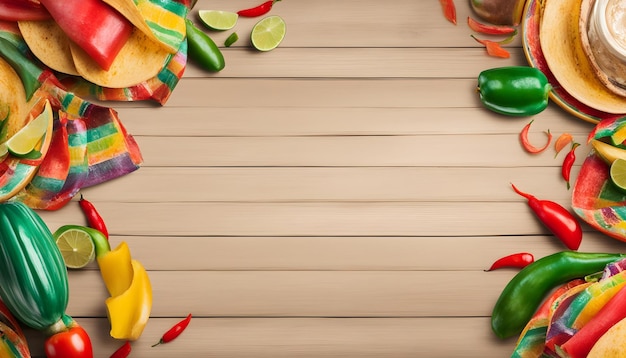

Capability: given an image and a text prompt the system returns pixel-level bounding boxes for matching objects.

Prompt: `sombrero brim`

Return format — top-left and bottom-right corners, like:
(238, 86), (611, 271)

(540, 0), (626, 114)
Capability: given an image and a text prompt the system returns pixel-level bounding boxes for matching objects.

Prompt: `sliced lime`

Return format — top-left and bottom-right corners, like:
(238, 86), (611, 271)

(610, 158), (626, 194)
(225, 32), (239, 47)
(251, 15), (286, 51)
(198, 10), (239, 31)
(53, 226), (96, 269)
(6, 100), (51, 158)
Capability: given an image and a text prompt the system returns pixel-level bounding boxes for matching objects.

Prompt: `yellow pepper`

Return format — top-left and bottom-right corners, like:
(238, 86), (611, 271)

(88, 228), (153, 341)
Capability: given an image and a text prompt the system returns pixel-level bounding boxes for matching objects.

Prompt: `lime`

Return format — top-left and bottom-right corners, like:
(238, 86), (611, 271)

(610, 158), (626, 194)
(6, 100), (51, 158)
(198, 10), (238, 31)
(251, 15), (286, 51)
(53, 226), (96, 269)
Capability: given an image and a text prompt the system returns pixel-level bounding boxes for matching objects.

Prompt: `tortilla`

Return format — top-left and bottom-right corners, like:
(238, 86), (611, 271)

(540, 0), (626, 113)
(587, 316), (626, 357)
(0, 57), (29, 139)
(17, 20), (79, 76)
(103, 0), (182, 54)
(71, 28), (170, 89)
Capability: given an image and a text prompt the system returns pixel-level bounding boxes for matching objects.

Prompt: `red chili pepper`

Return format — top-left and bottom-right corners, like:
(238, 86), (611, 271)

(471, 35), (510, 58)
(152, 314), (192, 347)
(520, 120), (552, 154)
(511, 183), (583, 250)
(467, 17), (516, 35)
(237, 0), (280, 17)
(110, 341), (131, 358)
(562, 142), (580, 190)
(485, 252), (534, 271)
(439, 0), (457, 25)
(78, 195), (109, 239)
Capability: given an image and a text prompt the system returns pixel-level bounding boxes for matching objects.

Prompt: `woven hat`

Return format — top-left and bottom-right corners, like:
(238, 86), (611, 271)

(540, 0), (626, 114)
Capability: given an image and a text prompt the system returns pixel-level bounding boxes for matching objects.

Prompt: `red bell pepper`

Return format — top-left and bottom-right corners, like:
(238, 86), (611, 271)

(37, 0), (133, 71)
(0, 0), (50, 21)
(560, 284), (626, 357)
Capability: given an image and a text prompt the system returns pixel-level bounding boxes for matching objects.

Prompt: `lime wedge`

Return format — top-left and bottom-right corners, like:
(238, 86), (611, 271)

(251, 15), (286, 51)
(610, 158), (626, 194)
(198, 10), (238, 31)
(6, 100), (52, 158)
(53, 225), (96, 269)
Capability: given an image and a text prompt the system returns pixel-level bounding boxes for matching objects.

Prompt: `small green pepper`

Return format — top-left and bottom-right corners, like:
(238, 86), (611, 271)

(185, 19), (225, 72)
(477, 66), (551, 116)
(491, 251), (626, 339)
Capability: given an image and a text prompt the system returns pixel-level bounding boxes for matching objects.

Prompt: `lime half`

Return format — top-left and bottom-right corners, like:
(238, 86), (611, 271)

(53, 226), (96, 269)
(198, 10), (239, 31)
(610, 158), (626, 194)
(251, 15), (286, 51)
(6, 100), (51, 157)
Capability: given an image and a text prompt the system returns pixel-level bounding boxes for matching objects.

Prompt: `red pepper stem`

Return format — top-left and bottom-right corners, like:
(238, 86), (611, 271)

(511, 183), (534, 201)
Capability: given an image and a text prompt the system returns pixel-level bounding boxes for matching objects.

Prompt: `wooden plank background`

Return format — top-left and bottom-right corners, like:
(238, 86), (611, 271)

(20, 0), (626, 356)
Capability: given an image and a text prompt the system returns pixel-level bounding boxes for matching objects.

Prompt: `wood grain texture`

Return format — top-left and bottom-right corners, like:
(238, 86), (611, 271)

(16, 0), (616, 357)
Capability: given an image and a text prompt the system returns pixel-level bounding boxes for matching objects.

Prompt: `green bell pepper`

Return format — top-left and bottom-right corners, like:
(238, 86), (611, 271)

(477, 66), (552, 116)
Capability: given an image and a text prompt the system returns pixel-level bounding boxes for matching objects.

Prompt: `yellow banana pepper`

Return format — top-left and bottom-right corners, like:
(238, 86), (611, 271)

(88, 227), (153, 341)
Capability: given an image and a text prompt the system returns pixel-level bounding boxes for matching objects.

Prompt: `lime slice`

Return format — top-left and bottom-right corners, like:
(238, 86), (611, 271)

(610, 158), (626, 194)
(198, 10), (238, 31)
(224, 32), (239, 47)
(251, 15), (286, 51)
(6, 100), (52, 158)
(53, 226), (96, 269)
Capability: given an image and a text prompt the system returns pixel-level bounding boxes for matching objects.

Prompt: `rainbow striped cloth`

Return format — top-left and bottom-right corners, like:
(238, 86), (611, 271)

(0, 0), (188, 209)
(573, 117), (626, 242)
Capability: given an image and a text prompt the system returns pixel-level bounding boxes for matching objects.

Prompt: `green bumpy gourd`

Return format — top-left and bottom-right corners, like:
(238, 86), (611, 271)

(477, 66), (552, 116)
(0, 202), (68, 330)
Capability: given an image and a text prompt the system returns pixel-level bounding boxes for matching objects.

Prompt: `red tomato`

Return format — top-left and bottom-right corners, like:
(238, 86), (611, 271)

(44, 325), (93, 358)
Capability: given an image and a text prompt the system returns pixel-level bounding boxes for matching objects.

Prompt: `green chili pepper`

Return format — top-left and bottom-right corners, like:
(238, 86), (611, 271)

(0, 37), (43, 101)
(491, 251), (626, 339)
(185, 19), (225, 72)
(477, 66), (551, 116)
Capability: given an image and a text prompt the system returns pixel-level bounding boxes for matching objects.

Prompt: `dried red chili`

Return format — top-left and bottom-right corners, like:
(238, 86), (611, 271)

(237, 0), (280, 17)
(152, 314), (192, 347)
(439, 0), (457, 25)
(78, 195), (109, 239)
(486, 252), (534, 271)
(110, 341), (131, 358)
(471, 35), (510, 58)
(511, 183), (583, 250)
(467, 17), (516, 35)
(562, 142), (580, 190)
(520, 120), (552, 154)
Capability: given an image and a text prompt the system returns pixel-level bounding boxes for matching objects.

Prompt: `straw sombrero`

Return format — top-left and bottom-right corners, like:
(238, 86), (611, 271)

(540, 0), (626, 114)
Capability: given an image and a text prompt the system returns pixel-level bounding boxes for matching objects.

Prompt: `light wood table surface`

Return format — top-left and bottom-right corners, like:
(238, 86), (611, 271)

(23, 0), (626, 356)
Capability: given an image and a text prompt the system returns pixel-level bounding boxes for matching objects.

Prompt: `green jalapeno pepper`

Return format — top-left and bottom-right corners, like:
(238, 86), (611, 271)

(491, 251), (626, 339)
(185, 19), (225, 72)
(477, 66), (551, 116)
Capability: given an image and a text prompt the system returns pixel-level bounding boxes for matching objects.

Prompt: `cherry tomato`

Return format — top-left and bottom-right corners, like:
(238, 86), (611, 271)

(44, 325), (93, 358)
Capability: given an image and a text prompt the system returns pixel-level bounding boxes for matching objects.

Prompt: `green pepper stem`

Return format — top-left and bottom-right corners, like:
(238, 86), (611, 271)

(0, 38), (43, 101)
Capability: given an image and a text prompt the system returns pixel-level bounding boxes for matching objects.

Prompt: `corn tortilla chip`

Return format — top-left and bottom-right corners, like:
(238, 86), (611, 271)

(540, 0), (626, 113)
(0, 57), (29, 139)
(71, 28), (170, 89)
(17, 20), (79, 76)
